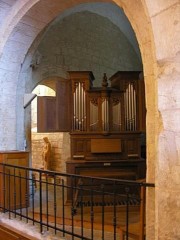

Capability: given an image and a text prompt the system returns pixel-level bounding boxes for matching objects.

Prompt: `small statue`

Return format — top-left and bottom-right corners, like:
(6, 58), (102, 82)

(102, 73), (108, 88)
(42, 137), (51, 170)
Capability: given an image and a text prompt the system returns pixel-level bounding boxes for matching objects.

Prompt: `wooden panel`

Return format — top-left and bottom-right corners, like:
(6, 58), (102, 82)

(76, 141), (84, 152)
(78, 167), (137, 179)
(46, 97), (57, 131)
(37, 96), (45, 132)
(37, 96), (56, 132)
(71, 139), (85, 158)
(126, 139), (140, 158)
(0, 227), (20, 240)
(0, 151), (29, 210)
(68, 71), (95, 90)
(66, 159), (146, 202)
(56, 79), (71, 131)
(109, 71), (141, 91)
(138, 76), (146, 132)
(91, 139), (121, 153)
(0, 224), (38, 240)
(70, 132), (141, 160)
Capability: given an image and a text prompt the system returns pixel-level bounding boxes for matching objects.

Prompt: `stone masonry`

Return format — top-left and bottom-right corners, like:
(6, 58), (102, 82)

(0, 1), (179, 239)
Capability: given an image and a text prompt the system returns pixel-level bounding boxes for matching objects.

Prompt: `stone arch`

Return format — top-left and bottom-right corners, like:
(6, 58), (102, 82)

(0, 0), (156, 148)
(0, 0), (180, 239)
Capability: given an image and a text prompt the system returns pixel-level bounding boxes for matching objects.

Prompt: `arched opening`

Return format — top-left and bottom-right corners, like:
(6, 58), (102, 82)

(25, 4), (146, 182)
(31, 78), (70, 173)
(0, 1), (159, 239)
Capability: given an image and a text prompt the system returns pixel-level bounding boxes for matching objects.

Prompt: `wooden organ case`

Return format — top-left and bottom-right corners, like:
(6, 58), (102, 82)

(66, 71), (146, 184)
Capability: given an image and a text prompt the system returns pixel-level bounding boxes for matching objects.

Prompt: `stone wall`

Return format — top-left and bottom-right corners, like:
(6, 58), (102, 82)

(0, 1), (179, 239)
(31, 132), (69, 172)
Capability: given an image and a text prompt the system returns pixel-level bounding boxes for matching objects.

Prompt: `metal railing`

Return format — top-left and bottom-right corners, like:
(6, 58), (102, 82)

(0, 163), (154, 240)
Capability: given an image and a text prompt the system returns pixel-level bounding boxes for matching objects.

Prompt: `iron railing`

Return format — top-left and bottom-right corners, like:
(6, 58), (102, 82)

(0, 163), (154, 240)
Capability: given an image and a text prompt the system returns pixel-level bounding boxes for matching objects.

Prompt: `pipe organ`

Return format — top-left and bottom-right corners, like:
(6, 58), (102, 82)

(67, 71), (146, 186)
(37, 70), (146, 188)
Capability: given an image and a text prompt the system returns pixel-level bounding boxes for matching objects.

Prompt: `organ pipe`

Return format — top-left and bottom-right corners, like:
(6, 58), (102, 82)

(124, 83), (137, 131)
(72, 74), (138, 133)
(133, 87), (136, 130)
(83, 84), (86, 130)
(73, 82), (86, 131)
(112, 99), (121, 131)
(90, 99), (98, 131)
(102, 98), (109, 132)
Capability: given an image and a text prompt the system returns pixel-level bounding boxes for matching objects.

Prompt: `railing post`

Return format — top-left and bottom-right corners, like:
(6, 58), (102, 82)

(39, 171), (43, 233)
(113, 181), (117, 240)
(79, 180), (84, 239)
(19, 171), (22, 220)
(71, 175), (75, 240)
(139, 185), (146, 240)
(90, 178), (94, 240)
(25, 169), (29, 223)
(125, 186), (130, 240)
(8, 169), (11, 219)
(3, 164), (6, 213)
(46, 174), (49, 231)
(62, 178), (65, 237)
(101, 184), (105, 240)
(13, 168), (17, 218)
(54, 174), (57, 235)
(31, 172), (35, 225)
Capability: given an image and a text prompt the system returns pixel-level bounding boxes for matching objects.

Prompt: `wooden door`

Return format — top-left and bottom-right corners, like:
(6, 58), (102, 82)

(37, 96), (57, 132)
(56, 79), (71, 132)
(37, 79), (71, 132)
